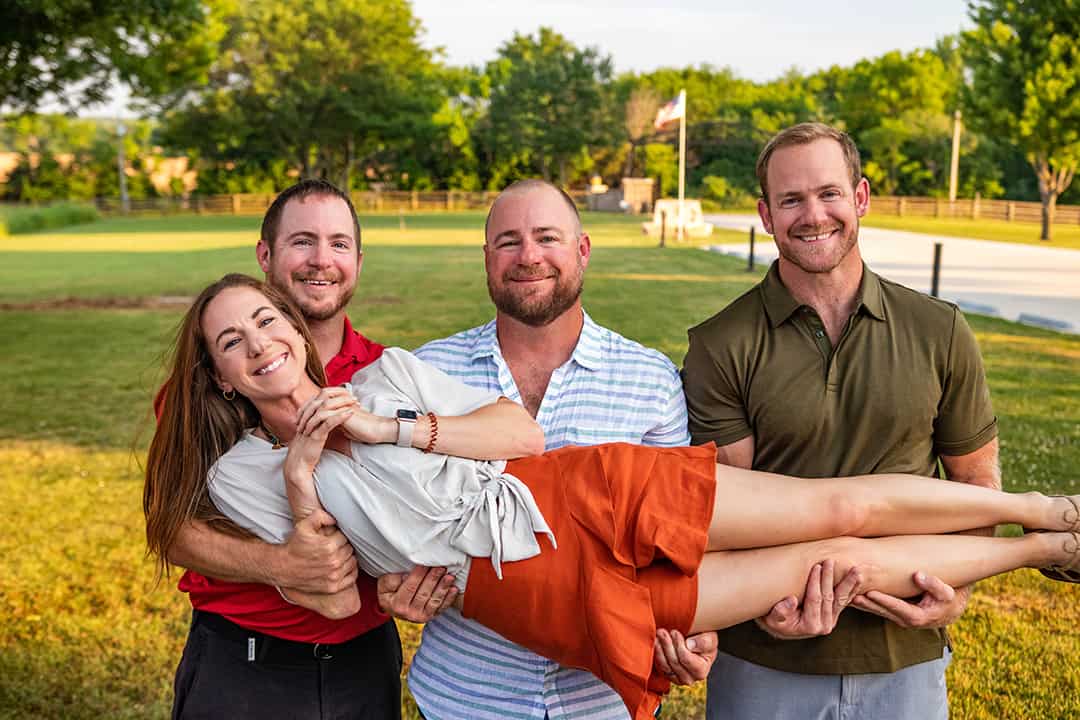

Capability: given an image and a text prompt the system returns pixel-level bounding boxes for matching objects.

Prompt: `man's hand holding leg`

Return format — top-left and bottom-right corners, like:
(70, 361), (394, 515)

(755, 560), (865, 640)
(852, 572), (970, 629)
(378, 566), (458, 623)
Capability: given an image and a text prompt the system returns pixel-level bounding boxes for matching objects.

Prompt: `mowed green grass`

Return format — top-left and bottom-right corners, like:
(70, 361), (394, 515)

(862, 214), (1080, 250)
(0, 213), (1077, 719)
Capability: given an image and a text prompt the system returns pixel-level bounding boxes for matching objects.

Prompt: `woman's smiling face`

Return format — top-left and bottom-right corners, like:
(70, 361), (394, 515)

(201, 285), (308, 402)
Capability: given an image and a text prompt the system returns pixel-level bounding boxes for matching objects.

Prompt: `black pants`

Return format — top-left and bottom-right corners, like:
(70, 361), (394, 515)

(171, 610), (402, 720)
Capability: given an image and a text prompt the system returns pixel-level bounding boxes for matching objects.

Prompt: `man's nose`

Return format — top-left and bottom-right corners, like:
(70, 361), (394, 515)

(517, 238), (543, 264)
(802, 197), (830, 225)
(308, 240), (332, 268)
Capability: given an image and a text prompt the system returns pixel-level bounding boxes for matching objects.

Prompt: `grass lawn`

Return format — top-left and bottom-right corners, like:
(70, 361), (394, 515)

(862, 214), (1080, 250)
(1, 213), (1077, 719)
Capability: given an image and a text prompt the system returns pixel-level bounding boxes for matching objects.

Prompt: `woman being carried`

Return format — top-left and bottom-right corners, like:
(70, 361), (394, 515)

(145, 275), (1079, 720)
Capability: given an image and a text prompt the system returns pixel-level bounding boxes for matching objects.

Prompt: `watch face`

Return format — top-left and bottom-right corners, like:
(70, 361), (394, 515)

(396, 409), (418, 421)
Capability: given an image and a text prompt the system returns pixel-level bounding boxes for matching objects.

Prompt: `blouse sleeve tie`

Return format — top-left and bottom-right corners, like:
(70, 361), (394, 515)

(448, 464), (557, 579)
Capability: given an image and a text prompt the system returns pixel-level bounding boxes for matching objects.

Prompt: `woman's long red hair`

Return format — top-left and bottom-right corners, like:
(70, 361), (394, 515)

(143, 274), (326, 579)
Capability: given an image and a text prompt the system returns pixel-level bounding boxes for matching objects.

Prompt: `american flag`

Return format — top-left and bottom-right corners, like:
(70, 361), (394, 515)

(654, 90), (686, 129)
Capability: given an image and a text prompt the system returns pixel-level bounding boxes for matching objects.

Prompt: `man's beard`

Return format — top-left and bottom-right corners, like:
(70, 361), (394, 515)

(778, 218), (859, 275)
(488, 265), (584, 327)
(277, 272), (355, 322)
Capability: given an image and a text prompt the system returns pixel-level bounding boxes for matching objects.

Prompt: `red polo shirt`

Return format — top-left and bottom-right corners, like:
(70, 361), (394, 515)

(175, 316), (388, 643)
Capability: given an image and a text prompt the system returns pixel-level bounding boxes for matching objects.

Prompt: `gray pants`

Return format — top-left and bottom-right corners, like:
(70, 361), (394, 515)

(705, 650), (951, 720)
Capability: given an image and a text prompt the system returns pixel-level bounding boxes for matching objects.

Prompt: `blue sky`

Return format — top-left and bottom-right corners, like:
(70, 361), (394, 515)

(81, 1), (972, 116)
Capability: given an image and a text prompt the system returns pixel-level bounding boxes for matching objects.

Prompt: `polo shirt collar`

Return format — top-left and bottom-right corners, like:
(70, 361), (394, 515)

(468, 308), (602, 371)
(570, 310), (603, 371)
(761, 260), (886, 328)
(338, 315), (366, 362)
(858, 265), (886, 321)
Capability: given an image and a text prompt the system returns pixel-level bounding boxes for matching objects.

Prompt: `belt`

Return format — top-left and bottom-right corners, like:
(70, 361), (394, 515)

(193, 610), (370, 666)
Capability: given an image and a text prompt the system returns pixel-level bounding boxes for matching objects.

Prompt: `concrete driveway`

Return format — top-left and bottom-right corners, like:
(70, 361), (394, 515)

(706, 213), (1080, 334)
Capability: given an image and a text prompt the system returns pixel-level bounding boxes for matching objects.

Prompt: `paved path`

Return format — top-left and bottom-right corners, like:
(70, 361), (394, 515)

(706, 213), (1080, 334)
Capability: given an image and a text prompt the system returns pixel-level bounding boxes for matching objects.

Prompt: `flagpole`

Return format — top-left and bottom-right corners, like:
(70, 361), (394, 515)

(676, 90), (686, 243)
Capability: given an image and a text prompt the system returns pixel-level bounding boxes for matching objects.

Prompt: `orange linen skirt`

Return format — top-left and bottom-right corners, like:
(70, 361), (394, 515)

(462, 442), (718, 720)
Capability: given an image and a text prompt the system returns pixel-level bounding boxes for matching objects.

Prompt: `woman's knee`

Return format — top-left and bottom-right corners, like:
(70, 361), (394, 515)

(820, 491), (871, 539)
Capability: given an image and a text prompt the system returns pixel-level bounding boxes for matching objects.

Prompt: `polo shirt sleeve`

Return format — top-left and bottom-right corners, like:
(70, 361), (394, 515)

(642, 366), (692, 448)
(372, 347), (502, 417)
(933, 309), (998, 456)
(681, 326), (754, 448)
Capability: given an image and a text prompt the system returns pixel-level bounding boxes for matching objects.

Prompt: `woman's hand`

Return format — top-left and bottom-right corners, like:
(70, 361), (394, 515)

(296, 387), (394, 445)
(283, 393), (356, 521)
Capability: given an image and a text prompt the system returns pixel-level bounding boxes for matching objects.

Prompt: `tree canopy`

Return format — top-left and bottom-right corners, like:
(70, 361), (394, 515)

(159, 0), (440, 189)
(0, 0), (212, 112)
(962, 0), (1080, 239)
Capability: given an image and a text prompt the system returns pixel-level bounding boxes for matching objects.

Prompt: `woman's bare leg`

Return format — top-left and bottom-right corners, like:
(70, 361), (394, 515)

(689, 531), (1073, 634)
(706, 464), (1078, 551)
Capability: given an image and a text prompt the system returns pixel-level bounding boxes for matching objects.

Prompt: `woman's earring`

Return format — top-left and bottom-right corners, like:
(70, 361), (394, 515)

(222, 388), (236, 401)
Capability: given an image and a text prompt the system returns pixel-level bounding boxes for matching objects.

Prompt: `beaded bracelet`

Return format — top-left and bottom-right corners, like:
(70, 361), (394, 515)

(423, 412), (439, 453)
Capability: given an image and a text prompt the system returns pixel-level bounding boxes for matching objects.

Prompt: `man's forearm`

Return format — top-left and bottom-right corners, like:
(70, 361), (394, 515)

(944, 437), (1002, 537)
(167, 519), (281, 585)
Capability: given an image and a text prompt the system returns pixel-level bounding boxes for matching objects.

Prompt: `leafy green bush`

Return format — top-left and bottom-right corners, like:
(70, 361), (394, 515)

(701, 175), (756, 209)
(0, 203), (101, 234)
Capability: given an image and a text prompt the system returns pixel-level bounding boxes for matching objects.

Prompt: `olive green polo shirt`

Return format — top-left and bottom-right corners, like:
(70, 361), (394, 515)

(682, 261), (997, 675)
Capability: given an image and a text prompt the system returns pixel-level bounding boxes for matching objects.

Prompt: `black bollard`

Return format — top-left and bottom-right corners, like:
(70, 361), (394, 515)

(659, 211), (667, 248)
(930, 242), (942, 297)
(747, 226), (756, 271)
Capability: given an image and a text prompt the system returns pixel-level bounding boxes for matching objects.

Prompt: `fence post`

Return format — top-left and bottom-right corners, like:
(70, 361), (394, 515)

(930, 242), (943, 298)
(1007, 201), (1015, 222)
(747, 226), (756, 272)
(411, 190), (419, 210)
(972, 192), (980, 219)
(446, 190), (454, 211)
(934, 198), (942, 217)
(898, 197), (906, 216)
(232, 194), (241, 215)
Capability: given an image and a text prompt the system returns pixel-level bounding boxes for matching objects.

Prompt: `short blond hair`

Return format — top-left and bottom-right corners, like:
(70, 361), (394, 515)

(756, 123), (862, 204)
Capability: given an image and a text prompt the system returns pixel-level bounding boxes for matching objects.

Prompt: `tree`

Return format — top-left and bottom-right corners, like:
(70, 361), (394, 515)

(962, 0), (1080, 241)
(622, 86), (661, 177)
(159, 0), (441, 190)
(483, 28), (617, 186)
(0, 0), (212, 112)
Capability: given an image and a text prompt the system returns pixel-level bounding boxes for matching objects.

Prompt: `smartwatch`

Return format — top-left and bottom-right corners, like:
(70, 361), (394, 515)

(395, 409), (418, 448)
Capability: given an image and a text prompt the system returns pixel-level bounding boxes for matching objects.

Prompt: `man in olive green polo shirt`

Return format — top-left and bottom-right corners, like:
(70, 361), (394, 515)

(684, 122), (1000, 720)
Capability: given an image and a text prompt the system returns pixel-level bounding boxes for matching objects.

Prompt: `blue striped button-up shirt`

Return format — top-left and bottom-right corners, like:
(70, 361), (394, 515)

(409, 310), (690, 720)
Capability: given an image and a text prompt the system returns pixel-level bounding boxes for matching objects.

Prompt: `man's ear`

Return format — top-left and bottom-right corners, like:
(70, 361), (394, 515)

(854, 177), (871, 217)
(578, 232), (592, 269)
(256, 240), (272, 273)
(757, 198), (774, 235)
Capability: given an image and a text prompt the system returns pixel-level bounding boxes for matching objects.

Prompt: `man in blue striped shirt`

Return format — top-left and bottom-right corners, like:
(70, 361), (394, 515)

(406, 179), (719, 719)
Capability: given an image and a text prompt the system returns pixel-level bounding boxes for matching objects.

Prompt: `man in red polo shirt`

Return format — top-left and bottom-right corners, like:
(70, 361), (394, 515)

(166, 180), (455, 719)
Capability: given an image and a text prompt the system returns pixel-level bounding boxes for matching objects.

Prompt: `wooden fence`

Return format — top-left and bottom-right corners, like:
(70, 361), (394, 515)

(93, 189), (590, 216)
(874, 195), (1080, 225)
(85, 192), (1080, 225)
